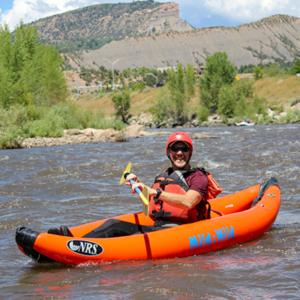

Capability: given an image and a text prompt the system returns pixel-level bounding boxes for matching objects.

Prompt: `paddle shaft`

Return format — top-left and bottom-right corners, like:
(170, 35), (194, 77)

(125, 174), (149, 206)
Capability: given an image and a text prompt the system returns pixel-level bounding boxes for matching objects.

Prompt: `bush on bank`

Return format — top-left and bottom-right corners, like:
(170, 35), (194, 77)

(0, 101), (126, 149)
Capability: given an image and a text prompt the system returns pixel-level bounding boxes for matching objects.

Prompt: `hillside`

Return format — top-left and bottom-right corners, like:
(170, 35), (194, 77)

(70, 14), (300, 71)
(72, 75), (300, 118)
(27, 2), (300, 71)
(30, 1), (192, 52)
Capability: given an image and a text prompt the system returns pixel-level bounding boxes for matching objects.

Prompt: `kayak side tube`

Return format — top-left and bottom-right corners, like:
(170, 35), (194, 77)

(15, 179), (281, 265)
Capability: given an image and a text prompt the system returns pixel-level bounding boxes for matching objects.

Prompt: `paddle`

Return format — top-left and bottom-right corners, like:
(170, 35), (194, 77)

(120, 162), (149, 217)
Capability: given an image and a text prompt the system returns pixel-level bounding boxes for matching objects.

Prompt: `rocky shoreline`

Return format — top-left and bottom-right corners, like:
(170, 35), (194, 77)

(4, 104), (300, 149)
(14, 125), (212, 149)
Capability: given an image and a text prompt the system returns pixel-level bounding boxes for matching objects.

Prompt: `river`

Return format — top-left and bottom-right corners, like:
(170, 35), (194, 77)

(1, 125), (299, 299)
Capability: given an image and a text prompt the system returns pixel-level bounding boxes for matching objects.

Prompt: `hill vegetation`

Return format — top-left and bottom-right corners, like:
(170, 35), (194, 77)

(30, 1), (191, 54)
(70, 56), (300, 126)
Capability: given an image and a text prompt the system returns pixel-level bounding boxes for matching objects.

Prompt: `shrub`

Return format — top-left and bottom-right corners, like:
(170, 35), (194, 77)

(0, 102), (126, 149)
(291, 98), (300, 107)
(235, 94), (248, 117)
(252, 95), (267, 115)
(111, 90), (131, 123)
(234, 78), (254, 98)
(198, 106), (210, 124)
(150, 86), (174, 123)
(280, 108), (300, 123)
(253, 67), (263, 80)
(290, 59), (300, 75)
(217, 85), (237, 119)
(263, 64), (284, 77)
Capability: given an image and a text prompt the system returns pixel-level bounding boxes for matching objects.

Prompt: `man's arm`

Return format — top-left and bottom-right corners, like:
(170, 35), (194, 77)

(149, 189), (202, 210)
(126, 173), (203, 210)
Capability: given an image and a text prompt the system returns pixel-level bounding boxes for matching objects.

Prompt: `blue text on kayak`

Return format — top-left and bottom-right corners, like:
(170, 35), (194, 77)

(189, 225), (235, 250)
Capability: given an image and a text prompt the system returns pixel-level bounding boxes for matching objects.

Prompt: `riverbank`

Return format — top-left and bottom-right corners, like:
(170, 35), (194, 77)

(1, 95), (300, 150)
(10, 125), (213, 149)
(3, 109), (300, 149)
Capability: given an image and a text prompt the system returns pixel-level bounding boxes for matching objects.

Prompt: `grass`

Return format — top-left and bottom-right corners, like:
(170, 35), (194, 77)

(71, 75), (300, 119)
(71, 86), (200, 118)
(0, 101), (126, 149)
(253, 76), (300, 107)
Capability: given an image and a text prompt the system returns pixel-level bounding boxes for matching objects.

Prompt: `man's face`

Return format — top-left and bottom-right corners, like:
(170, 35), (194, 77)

(168, 141), (191, 170)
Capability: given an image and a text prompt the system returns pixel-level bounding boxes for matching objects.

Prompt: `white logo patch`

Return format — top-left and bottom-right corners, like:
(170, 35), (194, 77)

(67, 240), (103, 256)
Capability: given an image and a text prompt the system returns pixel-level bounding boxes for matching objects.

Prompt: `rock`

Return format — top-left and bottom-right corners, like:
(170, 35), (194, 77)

(192, 133), (212, 139)
(267, 108), (275, 117)
(125, 124), (146, 138)
(208, 115), (222, 123)
(100, 128), (116, 138)
(191, 119), (199, 127)
(93, 129), (104, 138)
(64, 129), (83, 136)
(157, 121), (167, 128)
(139, 131), (151, 136)
(274, 111), (287, 120)
(82, 128), (96, 136)
(183, 122), (193, 128)
(143, 131), (172, 136)
(279, 111), (287, 118)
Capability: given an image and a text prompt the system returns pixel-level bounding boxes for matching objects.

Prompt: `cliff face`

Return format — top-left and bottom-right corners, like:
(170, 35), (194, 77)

(29, 3), (300, 70)
(31, 1), (192, 51)
(70, 14), (300, 70)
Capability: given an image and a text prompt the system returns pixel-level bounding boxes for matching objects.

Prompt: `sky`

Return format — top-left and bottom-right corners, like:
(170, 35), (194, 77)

(1, 0), (300, 31)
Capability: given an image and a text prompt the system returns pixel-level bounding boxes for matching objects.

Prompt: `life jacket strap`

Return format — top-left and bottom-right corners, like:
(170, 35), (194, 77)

(151, 211), (172, 219)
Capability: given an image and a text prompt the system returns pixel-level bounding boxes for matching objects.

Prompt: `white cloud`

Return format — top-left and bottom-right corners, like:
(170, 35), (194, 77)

(202, 0), (299, 22)
(0, 0), (107, 30)
(1, 0), (300, 31)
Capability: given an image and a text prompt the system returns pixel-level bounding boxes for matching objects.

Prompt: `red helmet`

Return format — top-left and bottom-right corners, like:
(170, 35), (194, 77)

(166, 132), (193, 157)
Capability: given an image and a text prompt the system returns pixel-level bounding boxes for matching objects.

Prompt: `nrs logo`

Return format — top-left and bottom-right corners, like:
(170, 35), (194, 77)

(67, 240), (103, 256)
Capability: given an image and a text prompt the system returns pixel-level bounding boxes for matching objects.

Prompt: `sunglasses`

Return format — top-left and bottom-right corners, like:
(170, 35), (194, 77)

(170, 146), (189, 153)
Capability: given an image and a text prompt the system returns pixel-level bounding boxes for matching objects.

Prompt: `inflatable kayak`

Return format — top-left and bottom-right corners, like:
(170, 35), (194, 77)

(15, 177), (280, 266)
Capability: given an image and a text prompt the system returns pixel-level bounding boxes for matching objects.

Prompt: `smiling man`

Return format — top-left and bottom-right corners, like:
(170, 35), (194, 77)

(49, 132), (210, 237)
(128, 132), (209, 224)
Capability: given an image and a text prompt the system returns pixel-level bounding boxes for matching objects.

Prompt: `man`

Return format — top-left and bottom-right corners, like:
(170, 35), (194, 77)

(126, 131), (209, 224)
(50, 132), (209, 237)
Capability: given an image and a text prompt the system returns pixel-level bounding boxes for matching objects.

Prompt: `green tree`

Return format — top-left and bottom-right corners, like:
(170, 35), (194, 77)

(198, 105), (210, 124)
(217, 85), (237, 119)
(167, 63), (187, 122)
(199, 52), (236, 112)
(235, 94), (248, 117)
(123, 68), (131, 78)
(263, 64), (282, 77)
(0, 21), (66, 108)
(290, 59), (300, 75)
(112, 90), (131, 123)
(186, 63), (196, 97)
(253, 67), (263, 80)
(252, 95), (266, 115)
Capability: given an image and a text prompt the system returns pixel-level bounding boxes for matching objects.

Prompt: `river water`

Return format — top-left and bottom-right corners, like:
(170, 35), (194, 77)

(1, 125), (299, 299)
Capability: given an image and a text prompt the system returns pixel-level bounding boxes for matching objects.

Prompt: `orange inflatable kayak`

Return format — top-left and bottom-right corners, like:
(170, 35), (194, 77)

(15, 177), (280, 266)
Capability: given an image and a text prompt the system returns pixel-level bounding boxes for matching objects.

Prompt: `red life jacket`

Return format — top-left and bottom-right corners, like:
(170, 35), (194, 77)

(149, 167), (211, 223)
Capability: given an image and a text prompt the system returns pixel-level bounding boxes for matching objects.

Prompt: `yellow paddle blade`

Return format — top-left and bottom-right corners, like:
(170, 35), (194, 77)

(120, 162), (131, 185)
(143, 204), (149, 218)
(141, 186), (149, 217)
(141, 186), (149, 205)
